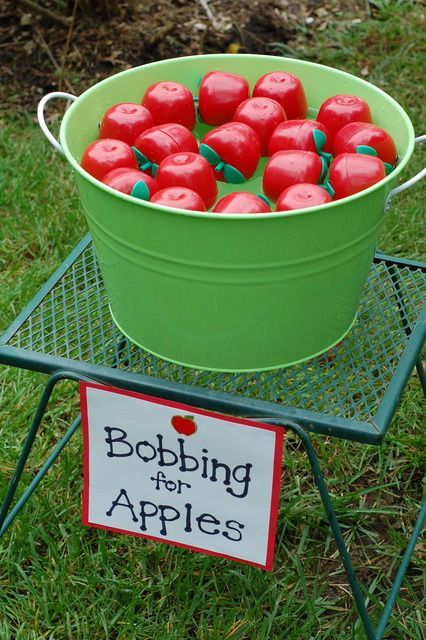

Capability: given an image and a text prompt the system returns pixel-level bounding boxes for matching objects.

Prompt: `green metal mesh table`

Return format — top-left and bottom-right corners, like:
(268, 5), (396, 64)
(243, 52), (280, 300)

(1, 233), (425, 640)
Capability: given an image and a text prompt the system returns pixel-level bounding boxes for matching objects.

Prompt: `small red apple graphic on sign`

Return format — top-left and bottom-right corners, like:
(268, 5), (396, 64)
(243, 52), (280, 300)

(171, 415), (197, 436)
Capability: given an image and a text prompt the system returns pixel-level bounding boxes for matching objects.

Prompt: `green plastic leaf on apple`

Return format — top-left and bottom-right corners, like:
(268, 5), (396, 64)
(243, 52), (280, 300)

(356, 145), (378, 156)
(320, 181), (335, 197)
(312, 129), (327, 153)
(319, 151), (333, 165)
(130, 180), (150, 200)
(223, 164), (246, 184)
(319, 156), (328, 182)
(132, 146), (150, 167)
(258, 194), (272, 206)
(199, 143), (221, 165)
(384, 162), (394, 175)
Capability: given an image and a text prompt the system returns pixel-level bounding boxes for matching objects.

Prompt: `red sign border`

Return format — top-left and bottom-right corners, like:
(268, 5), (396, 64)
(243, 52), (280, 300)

(80, 381), (284, 571)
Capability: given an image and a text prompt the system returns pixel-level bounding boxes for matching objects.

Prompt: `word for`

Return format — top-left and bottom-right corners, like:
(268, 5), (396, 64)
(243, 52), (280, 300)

(151, 470), (191, 494)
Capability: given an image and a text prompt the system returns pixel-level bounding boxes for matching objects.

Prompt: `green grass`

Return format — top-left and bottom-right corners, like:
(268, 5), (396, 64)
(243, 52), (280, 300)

(0, 2), (425, 638)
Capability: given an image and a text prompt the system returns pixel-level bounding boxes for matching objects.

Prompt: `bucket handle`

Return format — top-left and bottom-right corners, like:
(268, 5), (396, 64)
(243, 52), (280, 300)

(37, 92), (78, 156)
(385, 134), (426, 209)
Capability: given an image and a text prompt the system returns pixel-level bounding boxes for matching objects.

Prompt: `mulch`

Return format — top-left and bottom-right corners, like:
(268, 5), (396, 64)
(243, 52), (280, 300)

(0, 0), (365, 115)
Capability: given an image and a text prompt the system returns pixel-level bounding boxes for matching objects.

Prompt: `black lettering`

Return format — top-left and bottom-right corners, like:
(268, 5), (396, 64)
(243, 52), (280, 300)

(196, 513), (220, 535)
(104, 427), (133, 457)
(150, 470), (167, 490)
(184, 502), (192, 533)
(156, 434), (178, 467)
(139, 500), (158, 531)
(222, 520), (244, 542)
(177, 480), (191, 494)
(201, 449), (209, 479)
(158, 504), (180, 535)
(210, 458), (231, 486)
(136, 440), (156, 462)
(178, 438), (199, 472)
(106, 488), (138, 522)
(226, 463), (252, 499)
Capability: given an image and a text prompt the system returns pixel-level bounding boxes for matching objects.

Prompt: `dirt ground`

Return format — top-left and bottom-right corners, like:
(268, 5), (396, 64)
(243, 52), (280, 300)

(0, 0), (365, 114)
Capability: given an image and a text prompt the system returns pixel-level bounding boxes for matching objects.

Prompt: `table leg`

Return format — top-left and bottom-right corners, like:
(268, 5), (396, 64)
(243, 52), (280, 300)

(265, 419), (424, 640)
(0, 370), (87, 537)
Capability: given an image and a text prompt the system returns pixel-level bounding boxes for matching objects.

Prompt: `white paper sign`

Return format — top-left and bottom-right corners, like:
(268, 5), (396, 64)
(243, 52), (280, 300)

(80, 382), (283, 570)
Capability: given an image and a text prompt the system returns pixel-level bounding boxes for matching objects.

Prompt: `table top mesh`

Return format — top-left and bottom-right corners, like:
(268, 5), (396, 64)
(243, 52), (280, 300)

(4, 238), (425, 429)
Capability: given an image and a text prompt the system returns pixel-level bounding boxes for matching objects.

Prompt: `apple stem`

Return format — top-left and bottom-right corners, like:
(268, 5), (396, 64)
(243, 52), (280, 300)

(215, 161), (225, 172)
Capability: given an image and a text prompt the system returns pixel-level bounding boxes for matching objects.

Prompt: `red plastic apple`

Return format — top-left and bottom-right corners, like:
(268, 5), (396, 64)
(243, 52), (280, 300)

(275, 183), (332, 211)
(102, 167), (157, 200)
(81, 138), (138, 181)
(99, 103), (154, 147)
(198, 71), (250, 125)
(150, 187), (206, 211)
(232, 97), (286, 156)
(268, 119), (331, 158)
(252, 71), (307, 119)
(316, 95), (372, 143)
(213, 192), (271, 214)
(156, 152), (218, 208)
(141, 81), (196, 130)
(263, 150), (326, 202)
(200, 122), (261, 182)
(332, 121), (397, 166)
(132, 124), (199, 176)
(171, 415), (197, 436)
(329, 153), (386, 199)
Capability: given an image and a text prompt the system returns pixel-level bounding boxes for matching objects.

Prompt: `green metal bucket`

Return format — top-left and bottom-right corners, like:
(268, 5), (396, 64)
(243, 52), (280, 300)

(53, 54), (415, 372)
